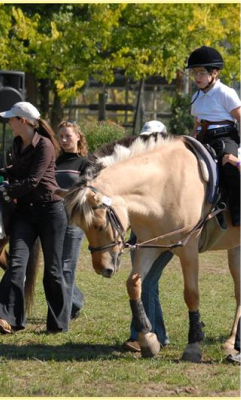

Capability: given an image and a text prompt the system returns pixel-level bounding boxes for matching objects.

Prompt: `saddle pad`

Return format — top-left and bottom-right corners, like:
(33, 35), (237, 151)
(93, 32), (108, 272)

(183, 136), (219, 205)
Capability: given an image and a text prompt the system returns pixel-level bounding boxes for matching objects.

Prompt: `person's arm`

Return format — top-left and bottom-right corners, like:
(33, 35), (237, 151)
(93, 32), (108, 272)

(222, 153), (241, 172)
(230, 106), (241, 131)
(6, 140), (53, 199)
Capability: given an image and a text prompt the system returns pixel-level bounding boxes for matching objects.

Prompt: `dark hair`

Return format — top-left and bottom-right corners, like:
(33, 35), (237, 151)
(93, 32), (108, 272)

(57, 120), (88, 157)
(38, 118), (60, 157)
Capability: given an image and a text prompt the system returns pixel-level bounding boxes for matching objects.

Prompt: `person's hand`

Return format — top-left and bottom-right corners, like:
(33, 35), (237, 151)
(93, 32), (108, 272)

(222, 153), (238, 166)
(222, 153), (241, 171)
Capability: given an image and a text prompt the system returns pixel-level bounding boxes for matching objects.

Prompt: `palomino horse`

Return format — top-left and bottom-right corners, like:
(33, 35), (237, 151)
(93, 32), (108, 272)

(58, 133), (240, 362)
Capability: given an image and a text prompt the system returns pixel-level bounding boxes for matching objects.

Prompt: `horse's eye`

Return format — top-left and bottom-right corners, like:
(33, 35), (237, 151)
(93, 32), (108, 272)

(94, 224), (104, 232)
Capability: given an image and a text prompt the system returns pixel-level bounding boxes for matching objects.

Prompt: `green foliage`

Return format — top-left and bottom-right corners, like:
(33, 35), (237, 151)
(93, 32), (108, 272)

(0, 3), (239, 106)
(81, 120), (126, 153)
(169, 94), (194, 136)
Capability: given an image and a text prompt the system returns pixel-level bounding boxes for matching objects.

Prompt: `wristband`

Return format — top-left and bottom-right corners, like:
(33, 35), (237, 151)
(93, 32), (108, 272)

(235, 160), (241, 168)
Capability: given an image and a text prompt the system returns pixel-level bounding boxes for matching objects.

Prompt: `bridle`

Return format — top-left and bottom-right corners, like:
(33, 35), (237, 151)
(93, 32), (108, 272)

(87, 186), (127, 254)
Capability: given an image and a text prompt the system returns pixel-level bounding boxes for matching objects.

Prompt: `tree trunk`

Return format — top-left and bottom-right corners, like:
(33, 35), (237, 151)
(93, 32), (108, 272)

(25, 73), (37, 106)
(51, 88), (63, 132)
(39, 79), (50, 119)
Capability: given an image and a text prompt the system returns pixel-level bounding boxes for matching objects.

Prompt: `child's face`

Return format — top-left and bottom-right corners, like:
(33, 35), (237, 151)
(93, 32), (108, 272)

(191, 67), (217, 90)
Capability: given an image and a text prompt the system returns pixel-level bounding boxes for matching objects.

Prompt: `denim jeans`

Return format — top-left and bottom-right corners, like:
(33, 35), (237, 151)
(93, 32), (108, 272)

(129, 231), (174, 345)
(62, 225), (85, 319)
(0, 201), (69, 332)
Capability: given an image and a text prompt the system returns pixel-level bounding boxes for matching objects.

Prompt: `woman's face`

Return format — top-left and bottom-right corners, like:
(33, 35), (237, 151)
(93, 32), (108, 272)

(8, 117), (24, 137)
(58, 126), (80, 153)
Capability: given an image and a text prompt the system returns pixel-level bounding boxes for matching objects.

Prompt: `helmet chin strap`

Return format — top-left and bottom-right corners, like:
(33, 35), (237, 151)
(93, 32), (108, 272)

(190, 70), (216, 105)
(201, 74), (215, 92)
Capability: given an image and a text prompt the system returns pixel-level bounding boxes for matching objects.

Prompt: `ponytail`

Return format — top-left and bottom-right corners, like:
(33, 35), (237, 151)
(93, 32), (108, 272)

(37, 118), (60, 158)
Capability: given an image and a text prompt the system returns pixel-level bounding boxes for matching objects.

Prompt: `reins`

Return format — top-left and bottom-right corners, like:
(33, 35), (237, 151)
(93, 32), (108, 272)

(125, 203), (225, 251)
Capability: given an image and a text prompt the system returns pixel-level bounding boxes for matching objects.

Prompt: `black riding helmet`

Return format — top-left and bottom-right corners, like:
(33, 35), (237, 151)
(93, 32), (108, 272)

(186, 46), (224, 70)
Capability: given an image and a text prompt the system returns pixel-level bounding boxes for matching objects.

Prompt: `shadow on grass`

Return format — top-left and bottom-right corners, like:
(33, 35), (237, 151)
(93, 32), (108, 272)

(204, 334), (231, 345)
(0, 342), (132, 362)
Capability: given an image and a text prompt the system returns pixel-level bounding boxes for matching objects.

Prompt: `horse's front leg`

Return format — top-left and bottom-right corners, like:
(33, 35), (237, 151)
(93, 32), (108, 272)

(178, 244), (204, 363)
(222, 247), (240, 351)
(126, 272), (160, 358)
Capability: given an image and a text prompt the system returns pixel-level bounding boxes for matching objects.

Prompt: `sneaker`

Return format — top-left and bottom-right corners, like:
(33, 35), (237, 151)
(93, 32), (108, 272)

(226, 352), (241, 364)
(0, 318), (14, 334)
(122, 338), (141, 352)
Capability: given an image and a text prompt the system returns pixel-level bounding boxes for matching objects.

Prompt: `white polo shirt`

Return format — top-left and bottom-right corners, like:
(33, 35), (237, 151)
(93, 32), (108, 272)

(191, 79), (241, 128)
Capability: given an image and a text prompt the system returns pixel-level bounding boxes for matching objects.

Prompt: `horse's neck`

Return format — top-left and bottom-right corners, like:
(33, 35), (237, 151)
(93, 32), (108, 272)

(95, 140), (207, 232)
(95, 149), (170, 218)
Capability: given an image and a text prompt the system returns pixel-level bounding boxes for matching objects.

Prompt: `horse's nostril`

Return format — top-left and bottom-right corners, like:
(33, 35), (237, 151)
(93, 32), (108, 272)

(102, 268), (114, 278)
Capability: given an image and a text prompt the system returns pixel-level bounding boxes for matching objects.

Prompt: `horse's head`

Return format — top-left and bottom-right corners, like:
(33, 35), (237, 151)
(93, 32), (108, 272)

(59, 184), (129, 278)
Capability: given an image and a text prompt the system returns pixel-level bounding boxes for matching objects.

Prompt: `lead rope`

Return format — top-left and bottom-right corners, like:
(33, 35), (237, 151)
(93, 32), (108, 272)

(124, 204), (226, 251)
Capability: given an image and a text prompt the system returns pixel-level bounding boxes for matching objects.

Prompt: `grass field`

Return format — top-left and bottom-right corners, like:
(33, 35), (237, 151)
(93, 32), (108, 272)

(0, 240), (240, 397)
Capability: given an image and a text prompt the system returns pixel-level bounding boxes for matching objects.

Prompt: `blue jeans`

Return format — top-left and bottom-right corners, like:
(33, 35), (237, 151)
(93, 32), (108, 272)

(62, 225), (85, 319)
(0, 201), (69, 332)
(129, 231), (173, 345)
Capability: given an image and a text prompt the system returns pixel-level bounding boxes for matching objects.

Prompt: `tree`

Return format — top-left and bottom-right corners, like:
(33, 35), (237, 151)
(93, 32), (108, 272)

(0, 3), (239, 127)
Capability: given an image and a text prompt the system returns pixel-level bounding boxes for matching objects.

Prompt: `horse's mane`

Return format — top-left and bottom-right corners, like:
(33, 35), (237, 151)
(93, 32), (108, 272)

(65, 185), (94, 228)
(90, 132), (172, 168)
(65, 132), (173, 228)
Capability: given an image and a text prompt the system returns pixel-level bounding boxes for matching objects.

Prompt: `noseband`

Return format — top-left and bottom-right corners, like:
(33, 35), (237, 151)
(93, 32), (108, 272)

(87, 186), (126, 254)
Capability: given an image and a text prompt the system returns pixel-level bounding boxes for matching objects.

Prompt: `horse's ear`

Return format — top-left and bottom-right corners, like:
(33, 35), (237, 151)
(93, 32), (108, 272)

(55, 188), (70, 198)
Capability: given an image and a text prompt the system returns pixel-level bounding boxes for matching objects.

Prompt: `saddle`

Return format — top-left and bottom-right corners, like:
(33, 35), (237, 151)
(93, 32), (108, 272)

(182, 135), (219, 205)
(182, 136), (229, 252)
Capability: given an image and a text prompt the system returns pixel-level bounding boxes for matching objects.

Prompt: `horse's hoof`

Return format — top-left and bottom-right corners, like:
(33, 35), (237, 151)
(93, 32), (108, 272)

(181, 342), (202, 363)
(138, 332), (161, 358)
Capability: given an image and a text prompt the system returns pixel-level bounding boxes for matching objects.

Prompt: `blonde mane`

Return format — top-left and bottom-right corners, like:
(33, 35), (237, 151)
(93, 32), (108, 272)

(65, 134), (175, 228)
(65, 186), (94, 228)
(96, 134), (174, 167)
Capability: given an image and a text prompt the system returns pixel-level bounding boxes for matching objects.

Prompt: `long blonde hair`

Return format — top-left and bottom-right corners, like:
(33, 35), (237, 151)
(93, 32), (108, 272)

(57, 120), (88, 157)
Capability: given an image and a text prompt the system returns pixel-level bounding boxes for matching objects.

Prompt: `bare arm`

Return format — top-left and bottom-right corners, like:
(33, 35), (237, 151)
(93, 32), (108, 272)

(222, 153), (240, 172)
(230, 106), (241, 131)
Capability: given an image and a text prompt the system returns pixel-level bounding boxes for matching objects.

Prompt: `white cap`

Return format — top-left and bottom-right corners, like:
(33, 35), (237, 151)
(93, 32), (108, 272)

(140, 120), (167, 135)
(0, 101), (40, 122)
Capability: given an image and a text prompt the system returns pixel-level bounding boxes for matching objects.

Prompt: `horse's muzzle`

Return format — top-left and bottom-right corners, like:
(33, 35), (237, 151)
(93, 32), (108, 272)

(101, 268), (115, 278)
(100, 252), (121, 278)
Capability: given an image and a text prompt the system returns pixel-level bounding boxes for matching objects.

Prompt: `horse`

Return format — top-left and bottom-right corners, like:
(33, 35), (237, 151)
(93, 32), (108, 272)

(57, 133), (240, 362)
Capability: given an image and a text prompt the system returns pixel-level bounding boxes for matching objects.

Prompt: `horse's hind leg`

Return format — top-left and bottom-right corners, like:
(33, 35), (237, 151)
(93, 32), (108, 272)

(222, 246), (240, 351)
(126, 273), (160, 358)
(178, 244), (204, 363)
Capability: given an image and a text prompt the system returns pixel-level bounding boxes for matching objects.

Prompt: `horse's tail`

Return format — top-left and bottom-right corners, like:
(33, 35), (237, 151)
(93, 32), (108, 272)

(0, 237), (41, 315)
(0, 237), (9, 270)
(25, 238), (41, 315)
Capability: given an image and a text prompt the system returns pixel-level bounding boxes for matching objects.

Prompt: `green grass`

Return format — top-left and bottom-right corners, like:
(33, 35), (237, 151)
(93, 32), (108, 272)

(0, 242), (240, 397)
